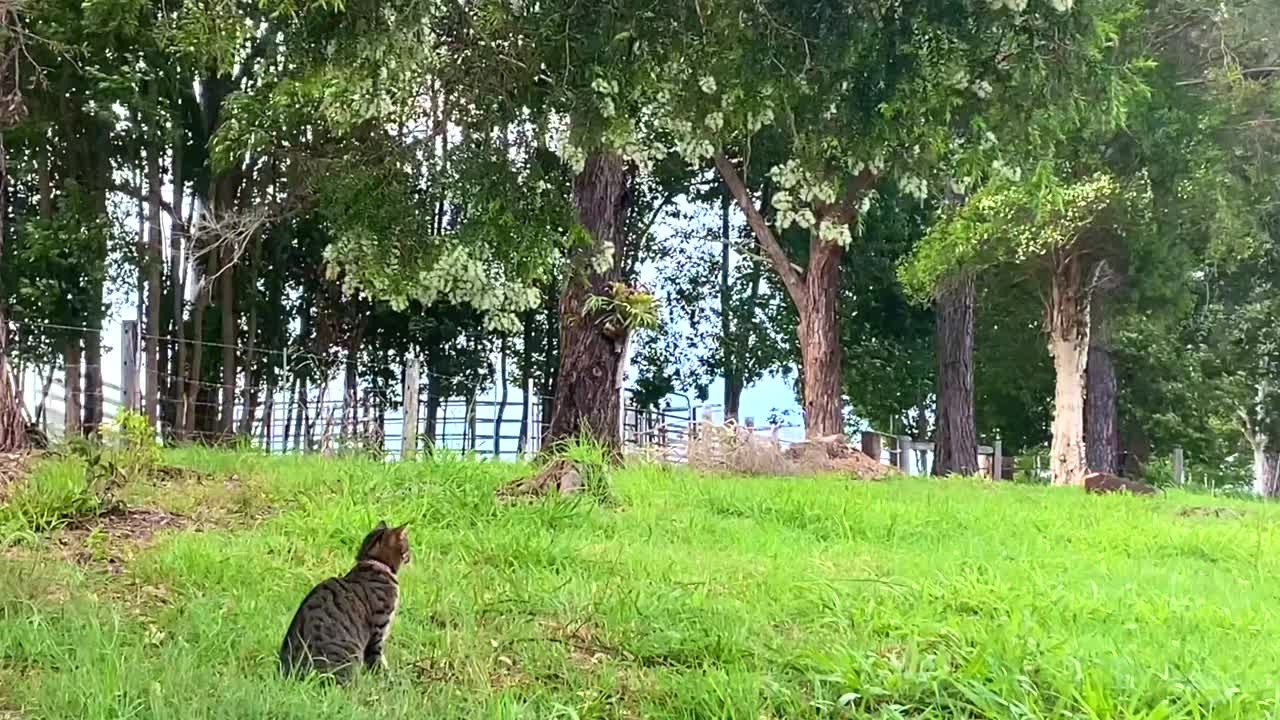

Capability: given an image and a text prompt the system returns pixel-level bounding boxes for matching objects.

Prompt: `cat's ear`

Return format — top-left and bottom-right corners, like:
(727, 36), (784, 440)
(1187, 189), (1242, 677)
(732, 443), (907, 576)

(375, 520), (388, 530)
(394, 525), (409, 540)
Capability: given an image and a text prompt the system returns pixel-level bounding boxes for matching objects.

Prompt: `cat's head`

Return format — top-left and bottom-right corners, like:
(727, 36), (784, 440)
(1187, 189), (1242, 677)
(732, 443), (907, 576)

(357, 521), (411, 572)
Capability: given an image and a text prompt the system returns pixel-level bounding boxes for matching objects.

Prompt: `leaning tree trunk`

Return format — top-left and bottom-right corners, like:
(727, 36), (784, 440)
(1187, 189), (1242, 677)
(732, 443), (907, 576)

(933, 274), (979, 475)
(1047, 257), (1092, 486)
(715, 154), (858, 440)
(796, 239), (844, 438)
(1085, 301), (1119, 474)
(543, 150), (631, 455)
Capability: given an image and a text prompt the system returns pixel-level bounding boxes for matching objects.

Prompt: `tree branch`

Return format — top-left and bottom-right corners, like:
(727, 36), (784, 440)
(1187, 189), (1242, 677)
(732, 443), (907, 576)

(1176, 66), (1279, 87)
(111, 182), (183, 230)
(713, 152), (805, 306)
(829, 167), (879, 226)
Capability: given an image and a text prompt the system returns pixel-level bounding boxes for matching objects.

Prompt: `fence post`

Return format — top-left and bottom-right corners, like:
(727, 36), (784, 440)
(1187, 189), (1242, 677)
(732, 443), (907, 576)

(993, 439), (1003, 480)
(121, 320), (139, 413)
(897, 435), (913, 474)
(861, 431), (883, 464)
(402, 358), (418, 460)
(1173, 446), (1185, 484)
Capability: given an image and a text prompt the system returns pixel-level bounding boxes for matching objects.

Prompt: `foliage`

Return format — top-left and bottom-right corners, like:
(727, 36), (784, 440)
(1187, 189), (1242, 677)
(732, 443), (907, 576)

(5, 450), (1280, 715)
(583, 282), (660, 335)
(901, 172), (1155, 300)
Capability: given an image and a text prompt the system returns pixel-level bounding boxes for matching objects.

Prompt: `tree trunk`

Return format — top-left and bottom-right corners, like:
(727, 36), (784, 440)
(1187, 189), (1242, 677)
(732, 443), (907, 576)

(343, 326), (361, 438)
(543, 150), (631, 453)
(83, 329), (103, 435)
(424, 374), (441, 449)
(719, 193), (739, 422)
(168, 116), (186, 436)
(183, 284), (209, 439)
(292, 378), (307, 451)
(932, 274), (978, 475)
(218, 248), (236, 437)
(0, 132), (25, 451)
(1085, 303), (1119, 474)
(494, 338), (508, 455)
(1047, 258), (1092, 486)
(796, 239), (844, 438)
(518, 312), (533, 454)
(63, 340), (82, 437)
(714, 154), (856, 439)
(237, 238), (263, 437)
(1252, 444), (1280, 497)
(145, 142), (163, 426)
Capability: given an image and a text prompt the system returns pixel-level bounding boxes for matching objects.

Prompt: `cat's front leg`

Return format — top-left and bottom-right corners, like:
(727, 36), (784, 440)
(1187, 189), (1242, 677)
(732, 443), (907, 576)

(363, 631), (388, 671)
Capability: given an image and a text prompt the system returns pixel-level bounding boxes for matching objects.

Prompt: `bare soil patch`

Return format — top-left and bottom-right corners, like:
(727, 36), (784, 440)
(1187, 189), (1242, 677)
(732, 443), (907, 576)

(58, 507), (191, 575)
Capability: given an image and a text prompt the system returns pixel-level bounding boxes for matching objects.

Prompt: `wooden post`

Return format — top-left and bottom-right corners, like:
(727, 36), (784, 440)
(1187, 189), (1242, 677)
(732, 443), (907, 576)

(1173, 446), (1185, 485)
(402, 358), (418, 460)
(861, 431), (883, 463)
(897, 435), (913, 474)
(993, 439), (1003, 480)
(121, 320), (139, 413)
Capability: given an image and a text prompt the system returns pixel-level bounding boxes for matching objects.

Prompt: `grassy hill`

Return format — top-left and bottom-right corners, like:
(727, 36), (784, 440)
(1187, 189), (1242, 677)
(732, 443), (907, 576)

(1, 449), (1278, 718)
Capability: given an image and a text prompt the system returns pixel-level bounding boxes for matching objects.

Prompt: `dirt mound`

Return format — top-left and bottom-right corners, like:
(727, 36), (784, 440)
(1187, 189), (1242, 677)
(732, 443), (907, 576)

(688, 425), (889, 479)
(783, 435), (891, 479)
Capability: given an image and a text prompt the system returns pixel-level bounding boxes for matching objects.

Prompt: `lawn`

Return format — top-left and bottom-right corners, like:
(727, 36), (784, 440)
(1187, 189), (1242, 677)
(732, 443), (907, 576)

(1, 448), (1279, 719)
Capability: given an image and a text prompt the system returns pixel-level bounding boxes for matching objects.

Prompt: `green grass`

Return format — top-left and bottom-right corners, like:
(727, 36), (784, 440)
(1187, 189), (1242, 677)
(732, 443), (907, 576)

(3, 448), (1280, 718)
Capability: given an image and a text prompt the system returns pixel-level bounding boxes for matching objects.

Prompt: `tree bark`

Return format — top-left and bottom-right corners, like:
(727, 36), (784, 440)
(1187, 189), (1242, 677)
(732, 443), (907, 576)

(183, 282), (209, 439)
(168, 115), (186, 436)
(1252, 444), (1280, 497)
(0, 132), (25, 451)
(518, 311), (533, 454)
(1047, 256), (1092, 486)
(424, 373), (441, 449)
(218, 246), (236, 437)
(796, 238), (845, 437)
(494, 338), (508, 455)
(63, 340), (82, 437)
(933, 274), (978, 475)
(719, 193), (739, 422)
(543, 150), (631, 453)
(145, 141), (163, 426)
(238, 237), (263, 437)
(83, 328), (103, 435)
(1085, 302), (1119, 474)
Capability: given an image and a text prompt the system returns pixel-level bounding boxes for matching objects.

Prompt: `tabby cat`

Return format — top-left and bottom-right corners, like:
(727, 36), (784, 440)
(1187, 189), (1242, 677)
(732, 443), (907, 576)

(279, 521), (411, 680)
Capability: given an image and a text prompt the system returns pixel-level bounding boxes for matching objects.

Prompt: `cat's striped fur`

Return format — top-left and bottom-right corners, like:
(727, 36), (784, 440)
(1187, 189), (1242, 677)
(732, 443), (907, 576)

(279, 521), (411, 681)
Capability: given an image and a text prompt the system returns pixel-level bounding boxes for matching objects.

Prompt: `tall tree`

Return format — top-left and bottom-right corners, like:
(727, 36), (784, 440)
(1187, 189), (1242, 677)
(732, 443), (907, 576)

(647, 0), (1114, 438)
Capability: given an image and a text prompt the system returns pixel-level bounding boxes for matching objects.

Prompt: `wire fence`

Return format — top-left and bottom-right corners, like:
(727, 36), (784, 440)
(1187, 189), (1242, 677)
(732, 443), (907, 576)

(5, 318), (722, 461)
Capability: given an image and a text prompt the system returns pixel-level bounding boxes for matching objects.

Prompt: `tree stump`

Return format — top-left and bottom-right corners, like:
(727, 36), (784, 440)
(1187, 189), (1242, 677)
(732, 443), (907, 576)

(497, 457), (586, 501)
